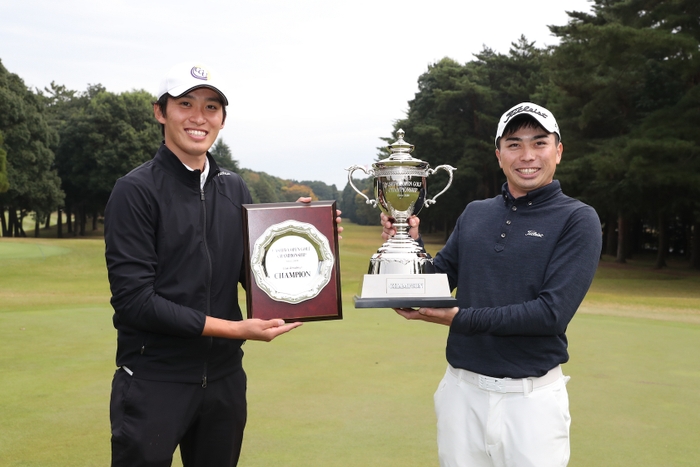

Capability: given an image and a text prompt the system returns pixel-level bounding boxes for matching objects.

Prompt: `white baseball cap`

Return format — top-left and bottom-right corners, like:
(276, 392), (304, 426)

(495, 102), (560, 147)
(157, 62), (229, 106)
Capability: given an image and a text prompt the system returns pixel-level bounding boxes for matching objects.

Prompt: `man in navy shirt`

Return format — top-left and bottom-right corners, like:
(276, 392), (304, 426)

(383, 103), (602, 467)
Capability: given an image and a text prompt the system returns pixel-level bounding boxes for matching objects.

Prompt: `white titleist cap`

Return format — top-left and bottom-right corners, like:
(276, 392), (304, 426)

(157, 62), (229, 106)
(495, 102), (560, 147)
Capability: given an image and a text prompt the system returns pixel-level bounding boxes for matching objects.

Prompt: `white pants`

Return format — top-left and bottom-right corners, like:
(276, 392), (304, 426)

(434, 365), (571, 467)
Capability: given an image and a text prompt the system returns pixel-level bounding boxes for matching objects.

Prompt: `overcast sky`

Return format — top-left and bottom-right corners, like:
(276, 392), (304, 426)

(1, 0), (593, 189)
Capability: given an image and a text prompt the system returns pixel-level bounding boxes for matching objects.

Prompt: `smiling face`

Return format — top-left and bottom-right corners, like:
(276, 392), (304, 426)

(154, 87), (225, 169)
(495, 124), (563, 199)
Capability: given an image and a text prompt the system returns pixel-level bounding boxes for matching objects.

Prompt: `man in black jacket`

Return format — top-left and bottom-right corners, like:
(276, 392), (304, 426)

(105, 62), (303, 467)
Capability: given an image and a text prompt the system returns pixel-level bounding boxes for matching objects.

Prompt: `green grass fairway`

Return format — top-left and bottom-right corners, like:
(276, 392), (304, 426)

(1, 226), (699, 466)
(0, 241), (71, 260)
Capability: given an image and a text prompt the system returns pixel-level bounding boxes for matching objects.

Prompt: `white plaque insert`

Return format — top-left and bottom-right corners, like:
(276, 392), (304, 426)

(250, 220), (333, 304)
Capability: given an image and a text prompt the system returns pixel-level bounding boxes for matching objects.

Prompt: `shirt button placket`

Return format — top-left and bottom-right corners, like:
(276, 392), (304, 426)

(496, 205), (516, 252)
(505, 205), (518, 237)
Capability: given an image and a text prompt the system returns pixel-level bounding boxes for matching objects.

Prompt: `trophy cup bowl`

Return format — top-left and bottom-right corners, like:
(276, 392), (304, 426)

(346, 129), (457, 308)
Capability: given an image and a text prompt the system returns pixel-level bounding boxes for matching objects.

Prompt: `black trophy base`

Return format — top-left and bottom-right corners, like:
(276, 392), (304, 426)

(353, 295), (458, 309)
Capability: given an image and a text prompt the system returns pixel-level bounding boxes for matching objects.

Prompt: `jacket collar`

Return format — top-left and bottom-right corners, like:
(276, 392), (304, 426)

(154, 143), (221, 189)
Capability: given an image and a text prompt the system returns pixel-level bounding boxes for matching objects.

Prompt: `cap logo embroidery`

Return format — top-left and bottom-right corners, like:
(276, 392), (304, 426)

(526, 230), (544, 238)
(190, 66), (209, 81)
(503, 105), (548, 124)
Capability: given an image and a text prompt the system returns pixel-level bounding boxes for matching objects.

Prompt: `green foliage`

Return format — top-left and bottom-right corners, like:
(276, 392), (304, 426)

(353, 190), (381, 226)
(50, 85), (161, 219)
(0, 132), (8, 193)
(0, 60), (64, 236)
(296, 180), (340, 202)
(545, 0), (700, 265)
(377, 38), (550, 233)
(279, 182), (315, 202)
(210, 138), (240, 172)
(240, 169), (280, 203)
(238, 169), (337, 204)
(366, 1), (700, 262)
(2, 0), (699, 259)
(341, 176), (375, 224)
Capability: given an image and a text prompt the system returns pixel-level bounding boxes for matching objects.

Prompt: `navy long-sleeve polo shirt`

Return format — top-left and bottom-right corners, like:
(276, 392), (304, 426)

(434, 180), (602, 379)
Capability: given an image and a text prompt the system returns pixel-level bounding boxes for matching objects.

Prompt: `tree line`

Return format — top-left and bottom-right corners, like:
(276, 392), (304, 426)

(341, 0), (700, 269)
(0, 63), (338, 238)
(2, 0), (699, 269)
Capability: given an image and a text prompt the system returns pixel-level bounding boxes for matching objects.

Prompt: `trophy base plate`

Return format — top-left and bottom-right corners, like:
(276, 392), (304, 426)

(353, 273), (456, 309)
(353, 295), (458, 309)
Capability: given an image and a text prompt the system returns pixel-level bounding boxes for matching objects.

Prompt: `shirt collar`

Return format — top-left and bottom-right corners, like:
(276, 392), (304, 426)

(181, 157), (209, 190)
(502, 180), (561, 205)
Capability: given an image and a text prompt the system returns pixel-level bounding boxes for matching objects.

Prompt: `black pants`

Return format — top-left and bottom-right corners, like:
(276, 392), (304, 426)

(110, 367), (247, 467)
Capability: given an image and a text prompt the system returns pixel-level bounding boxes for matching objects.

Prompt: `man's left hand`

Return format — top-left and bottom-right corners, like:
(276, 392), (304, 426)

(297, 196), (343, 238)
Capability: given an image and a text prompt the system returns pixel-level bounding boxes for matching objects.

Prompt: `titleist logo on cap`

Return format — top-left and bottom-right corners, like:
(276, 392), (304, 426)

(503, 104), (549, 124)
(190, 66), (209, 81)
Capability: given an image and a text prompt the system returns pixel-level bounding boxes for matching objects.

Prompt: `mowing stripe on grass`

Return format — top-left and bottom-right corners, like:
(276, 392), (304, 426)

(0, 240), (71, 260)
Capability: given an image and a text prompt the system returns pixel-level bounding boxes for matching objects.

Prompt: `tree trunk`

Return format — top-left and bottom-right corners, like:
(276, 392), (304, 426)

(57, 209), (63, 238)
(34, 217), (41, 238)
(0, 206), (7, 237)
(17, 210), (26, 237)
(605, 213), (617, 256)
(92, 209), (99, 231)
(691, 220), (700, 270)
(66, 205), (73, 234)
(627, 217), (640, 259)
(654, 212), (668, 269)
(79, 204), (87, 236)
(44, 212), (51, 229)
(615, 212), (627, 264)
(8, 207), (19, 237)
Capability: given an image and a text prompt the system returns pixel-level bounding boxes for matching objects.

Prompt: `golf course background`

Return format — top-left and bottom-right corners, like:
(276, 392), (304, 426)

(1, 221), (699, 466)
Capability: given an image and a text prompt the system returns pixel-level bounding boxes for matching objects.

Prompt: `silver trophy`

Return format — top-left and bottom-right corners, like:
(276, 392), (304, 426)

(346, 129), (458, 308)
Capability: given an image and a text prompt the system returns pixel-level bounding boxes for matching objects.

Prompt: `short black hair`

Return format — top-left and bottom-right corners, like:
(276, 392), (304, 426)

(496, 114), (560, 150)
(153, 92), (227, 137)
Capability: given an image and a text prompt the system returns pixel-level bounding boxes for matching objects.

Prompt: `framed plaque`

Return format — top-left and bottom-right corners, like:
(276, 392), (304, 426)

(242, 201), (342, 321)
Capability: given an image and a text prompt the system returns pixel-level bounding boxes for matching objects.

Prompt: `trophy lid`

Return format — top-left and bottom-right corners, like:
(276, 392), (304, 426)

(387, 129), (415, 156)
(381, 129), (427, 167)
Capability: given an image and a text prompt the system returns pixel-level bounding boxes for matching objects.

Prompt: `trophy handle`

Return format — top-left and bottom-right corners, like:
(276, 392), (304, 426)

(345, 165), (377, 208)
(424, 164), (456, 206)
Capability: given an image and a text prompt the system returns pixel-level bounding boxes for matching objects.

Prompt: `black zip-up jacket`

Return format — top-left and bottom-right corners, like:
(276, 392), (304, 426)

(104, 144), (253, 385)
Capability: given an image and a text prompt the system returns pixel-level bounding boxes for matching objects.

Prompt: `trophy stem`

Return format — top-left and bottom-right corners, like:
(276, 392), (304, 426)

(392, 216), (410, 240)
(382, 215), (416, 250)
(369, 213), (434, 274)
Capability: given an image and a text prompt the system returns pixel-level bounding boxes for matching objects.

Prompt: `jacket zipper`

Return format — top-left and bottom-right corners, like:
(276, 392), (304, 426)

(201, 186), (214, 388)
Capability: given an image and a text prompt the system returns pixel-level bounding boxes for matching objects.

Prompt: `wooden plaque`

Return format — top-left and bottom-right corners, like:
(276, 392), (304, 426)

(242, 201), (342, 322)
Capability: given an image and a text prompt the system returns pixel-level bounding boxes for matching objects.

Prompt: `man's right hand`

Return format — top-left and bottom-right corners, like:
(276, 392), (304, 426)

(381, 213), (421, 241)
(393, 306), (458, 326)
